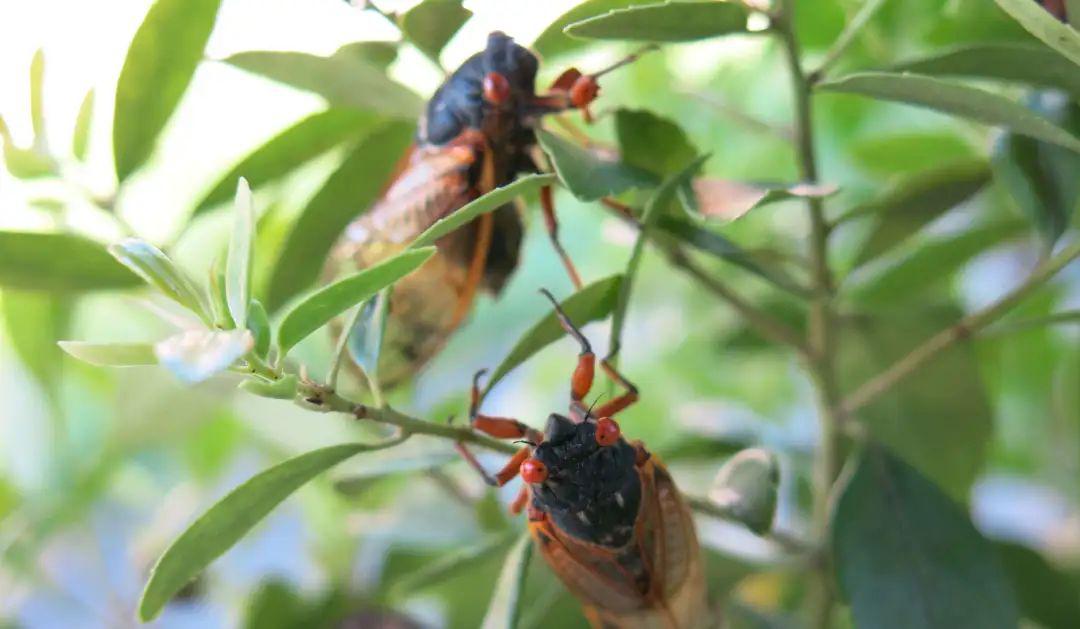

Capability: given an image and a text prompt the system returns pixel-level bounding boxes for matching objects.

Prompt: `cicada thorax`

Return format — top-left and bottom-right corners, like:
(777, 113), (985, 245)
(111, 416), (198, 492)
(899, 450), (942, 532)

(526, 416), (712, 629)
(326, 32), (541, 386)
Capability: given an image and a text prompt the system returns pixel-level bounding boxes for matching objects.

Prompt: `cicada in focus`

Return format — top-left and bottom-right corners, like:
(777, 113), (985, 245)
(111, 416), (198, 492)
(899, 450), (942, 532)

(458, 290), (712, 629)
(327, 32), (642, 386)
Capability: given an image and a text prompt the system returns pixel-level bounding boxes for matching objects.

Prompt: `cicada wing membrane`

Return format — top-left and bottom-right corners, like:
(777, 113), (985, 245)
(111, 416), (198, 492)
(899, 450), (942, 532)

(529, 457), (712, 629)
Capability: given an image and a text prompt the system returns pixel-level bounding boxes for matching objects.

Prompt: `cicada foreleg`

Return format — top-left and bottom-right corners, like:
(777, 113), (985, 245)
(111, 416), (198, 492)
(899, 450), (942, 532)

(539, 185), (584, 290)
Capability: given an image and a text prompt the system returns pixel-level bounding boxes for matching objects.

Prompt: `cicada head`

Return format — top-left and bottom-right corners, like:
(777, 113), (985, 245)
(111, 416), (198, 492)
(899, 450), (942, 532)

(418, 31), (540, 150)
(527, 413), (642, 547)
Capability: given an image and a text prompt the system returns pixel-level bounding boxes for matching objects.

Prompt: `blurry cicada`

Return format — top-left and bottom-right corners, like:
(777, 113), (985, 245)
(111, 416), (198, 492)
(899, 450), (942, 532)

(327, 32), (641, 386)
(458, 290), (711, 628)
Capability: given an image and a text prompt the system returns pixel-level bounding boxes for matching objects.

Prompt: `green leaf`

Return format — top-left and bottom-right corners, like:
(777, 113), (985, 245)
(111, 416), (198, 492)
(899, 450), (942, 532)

(611, 157), (705, 355)
(850, 132), (977, 176)
(851, 221), (1026, 304)
(992, 95), (1080, 247)
(410, 173), (556, 248)
(484, 275), (623, 394)
(400, 0), (472, 63)
(0, 231), (139, 291)
(58, 341), (158, 367)
(890, 43), (1080, 100)
(239, 373), (298, 400)
(154, 329), (253, 384)
(656, 214), (809, 295)
(72, 89), (94, 161)
(331, 41), (399, 70)
(193, 109), (381, 214)
(138, 443), (371, 621)
(207, 255), (233, 329)
(838, 308), (993, 498)
(3, 291), (71, 395)
(265, 121), (414, 312)
(29, 49), (45, 143)
(276, 248), (435, 357)
(388, 534), (514, 600)
(480, 534), (533, 629)
(615, 108), (697, 177)
(113, 0), (222, 181)
(846, 160), (991, 267)
(563, 1), (750, 42)
(708, 448), (779, 534)
(346, 291), (389, 381)
(227, 178), (255, 328)
(818, 73), (1080, 153)
(994, 0), (1080, 66)
(2, 144), (56, 179)
(109, 238), (211, 322)
(832, 447), (1019, 629)
(247, 299), (271, 357)
(533, 0), (656, 57)
(224, 50), (422, 118)
(996, 542), (1080, 629)
(536, 128), (655, 202)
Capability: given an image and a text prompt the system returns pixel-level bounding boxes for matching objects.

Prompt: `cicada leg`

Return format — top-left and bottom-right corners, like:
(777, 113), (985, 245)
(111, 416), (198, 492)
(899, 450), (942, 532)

(539, 185), (584, 290)
(449, 211), (494, 329)
(539, 289), (640, 421)
(456, 369), (543, 487)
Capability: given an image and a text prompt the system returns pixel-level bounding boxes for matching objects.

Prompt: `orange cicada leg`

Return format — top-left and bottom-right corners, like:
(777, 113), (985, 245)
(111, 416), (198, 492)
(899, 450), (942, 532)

(456, 369), (543, 488)
(539, 185), (584, 290)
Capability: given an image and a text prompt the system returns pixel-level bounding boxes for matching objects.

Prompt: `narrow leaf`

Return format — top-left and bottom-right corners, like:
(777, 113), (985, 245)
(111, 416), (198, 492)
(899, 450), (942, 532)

(851, 221), (1026, 304)
(389, 533), (514, 599)
(226, 178), (254, 328)
(1, 145), (56, 179)
(832, 447), (1019, 629)
(611, 157), (706, 355)
(154, 329), (253, 384)
(615, 108), (697, 176)
(59, 341), (158, 367)
(29, 50), (45, 144)
(480, 533), (533, 629)
(708, 448), (779, 534)
(247, 299), (271, 357)
(224, 50), (422, 117)
(818, 73), (1080, 153)
(72, 89), (94, 161)
(891, 43), (1080, 100)
(410, 174), (556, 248)
(850, 132), (977, 176)
(114, 0), (222, 180)
(138, 443), (371, 621)
(331, 41), (399, 70)
(657, 214), (810, 295)
(346, 290), (390, 380)
(847, 160), (991, 267)
(400, 0), (472, 63)
(564, 1), (750, 42)
(992, 94), (1080, 247)
(994, 0), (1080, 66)
(683, 178), (837, 222)
(533, 0), (655, 57)
(265, 121), (414, 311)
(536, 128), (656, 202)
(0, 231), (139, 291)
(484, 275), (623, 394)
(109, 238), (211, 322)
(276, 248), (435, 357)
(193, 109), (381, 214)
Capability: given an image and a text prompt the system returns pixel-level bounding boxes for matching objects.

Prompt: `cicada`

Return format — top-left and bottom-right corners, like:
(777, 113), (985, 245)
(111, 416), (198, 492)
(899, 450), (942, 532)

(327, 32), (641, 386)
(459, 290), (711, 628)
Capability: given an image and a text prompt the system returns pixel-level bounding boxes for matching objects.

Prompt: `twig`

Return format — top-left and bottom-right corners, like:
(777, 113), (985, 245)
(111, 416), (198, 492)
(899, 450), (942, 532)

(808, 0), (888, 83)
(684, 90), (796, 144)
(775, 3), (844, 626)
(686, 495), (815, 557)
(840, 239), (1080, 417)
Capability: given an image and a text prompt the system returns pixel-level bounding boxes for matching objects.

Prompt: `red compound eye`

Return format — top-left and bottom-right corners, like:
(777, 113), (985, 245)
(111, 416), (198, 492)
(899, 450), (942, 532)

(595, 417), (621, 447)
(483, 72), (511, 105)
(520, 457), (548, 483)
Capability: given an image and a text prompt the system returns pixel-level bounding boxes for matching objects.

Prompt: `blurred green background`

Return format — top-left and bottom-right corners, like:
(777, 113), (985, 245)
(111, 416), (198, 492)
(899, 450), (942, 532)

(1, 0), (1078, 627)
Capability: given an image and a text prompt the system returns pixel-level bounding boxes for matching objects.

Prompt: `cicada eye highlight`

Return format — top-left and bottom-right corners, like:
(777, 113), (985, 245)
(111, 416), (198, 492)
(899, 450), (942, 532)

(520, 457), (548, 483)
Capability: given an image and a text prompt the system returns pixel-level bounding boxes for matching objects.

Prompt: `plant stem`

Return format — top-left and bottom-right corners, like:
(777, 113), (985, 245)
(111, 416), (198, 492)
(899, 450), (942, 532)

(808, 0), (888, 83)
(776, 4), (844, 626)
(840, 238), (1080, 417)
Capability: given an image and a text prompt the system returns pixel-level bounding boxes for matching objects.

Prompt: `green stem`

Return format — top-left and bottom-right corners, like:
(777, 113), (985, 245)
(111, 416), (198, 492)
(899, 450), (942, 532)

(776, 4), (844, 626)
(808, 0), (888, 83)
(840, 239), (1080, 417)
